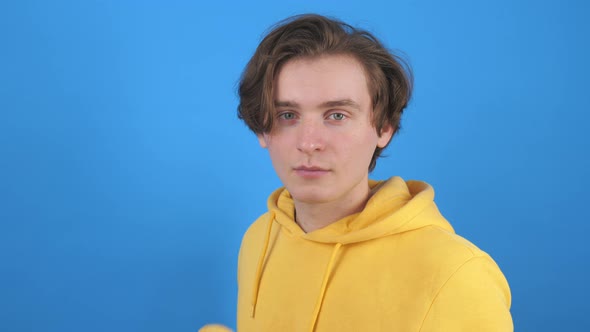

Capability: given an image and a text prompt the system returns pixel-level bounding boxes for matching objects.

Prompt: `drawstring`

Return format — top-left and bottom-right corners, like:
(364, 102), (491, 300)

(309, 242), (342, 332)
(249, 213), (343, 331)
(251, 212), (275, 318)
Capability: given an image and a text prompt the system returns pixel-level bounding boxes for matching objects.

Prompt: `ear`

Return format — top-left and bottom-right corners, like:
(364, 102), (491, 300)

(257, 134), (269, 148)
(377, 125), (394, 148)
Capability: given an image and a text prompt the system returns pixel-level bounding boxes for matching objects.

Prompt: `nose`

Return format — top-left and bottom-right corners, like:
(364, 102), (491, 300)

(296, 118), (325, 153)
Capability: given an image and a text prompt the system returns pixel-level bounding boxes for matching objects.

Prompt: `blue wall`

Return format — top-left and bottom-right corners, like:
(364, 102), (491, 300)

(1, 0), (588, 330)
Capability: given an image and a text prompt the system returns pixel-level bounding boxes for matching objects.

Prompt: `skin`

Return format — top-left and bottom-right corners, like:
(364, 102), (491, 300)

(258, 54), (393, 233)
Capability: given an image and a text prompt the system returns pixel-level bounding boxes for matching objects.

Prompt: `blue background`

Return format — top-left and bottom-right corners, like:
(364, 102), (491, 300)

(1, 0), (588, 331)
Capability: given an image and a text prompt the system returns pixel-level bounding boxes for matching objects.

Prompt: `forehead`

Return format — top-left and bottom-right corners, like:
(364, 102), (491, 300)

(275, 55), (371, 105)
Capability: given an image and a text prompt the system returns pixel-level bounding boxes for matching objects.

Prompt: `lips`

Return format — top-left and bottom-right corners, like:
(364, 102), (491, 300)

(295, 166), (328, 171)
(293, 165), (330, 178)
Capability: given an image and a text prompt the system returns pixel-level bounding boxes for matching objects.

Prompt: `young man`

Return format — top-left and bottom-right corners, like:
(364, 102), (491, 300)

(226, 14), (511, 331)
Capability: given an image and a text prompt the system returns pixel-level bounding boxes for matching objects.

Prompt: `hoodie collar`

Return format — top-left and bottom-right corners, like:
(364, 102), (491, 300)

(267, 176), (453, 244)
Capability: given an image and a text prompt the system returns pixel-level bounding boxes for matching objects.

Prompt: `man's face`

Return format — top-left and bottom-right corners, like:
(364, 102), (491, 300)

(258, 54), (393, 206)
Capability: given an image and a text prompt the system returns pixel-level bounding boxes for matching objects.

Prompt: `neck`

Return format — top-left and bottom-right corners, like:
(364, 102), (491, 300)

(294, 182), (373, 233)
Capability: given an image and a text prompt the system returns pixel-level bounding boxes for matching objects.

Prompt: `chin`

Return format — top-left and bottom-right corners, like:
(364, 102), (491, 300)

(287, 187), (334, 204)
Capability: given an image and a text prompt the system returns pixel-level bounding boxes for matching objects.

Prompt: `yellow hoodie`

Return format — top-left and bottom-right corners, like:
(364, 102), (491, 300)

(236, 177), (513, 331)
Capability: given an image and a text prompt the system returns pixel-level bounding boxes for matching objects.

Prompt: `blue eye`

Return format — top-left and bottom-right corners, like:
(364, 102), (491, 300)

(279, 112), (296, 120)
(329, 113), (346, 120)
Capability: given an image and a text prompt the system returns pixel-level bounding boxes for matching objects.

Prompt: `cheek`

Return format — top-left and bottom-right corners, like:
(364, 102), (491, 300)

(267, 142), (292, 165)
(341, 132), (379, 162)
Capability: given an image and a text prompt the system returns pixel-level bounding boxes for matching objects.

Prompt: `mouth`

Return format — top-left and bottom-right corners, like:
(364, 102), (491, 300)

(293, 165), (330, 178)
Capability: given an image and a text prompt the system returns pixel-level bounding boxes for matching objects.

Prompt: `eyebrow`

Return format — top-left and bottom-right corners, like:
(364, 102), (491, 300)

(274, 99), (361, 110)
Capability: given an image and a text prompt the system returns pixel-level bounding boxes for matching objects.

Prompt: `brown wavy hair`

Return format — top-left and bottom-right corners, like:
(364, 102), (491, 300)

(238, 14), (413, 171)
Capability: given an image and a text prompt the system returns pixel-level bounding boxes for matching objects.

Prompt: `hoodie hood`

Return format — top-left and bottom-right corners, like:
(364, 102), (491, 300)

(267, 176), (454, 244)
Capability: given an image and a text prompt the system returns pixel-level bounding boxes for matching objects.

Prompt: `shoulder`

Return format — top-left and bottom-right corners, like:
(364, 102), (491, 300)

(410, 227), (513, 330)
(402, 225), (509, 289)
(238, 212), (274, 265)
(411, 225), (490, 264)
(237, 212), (277, 285)
(241, 212), (274, 248)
